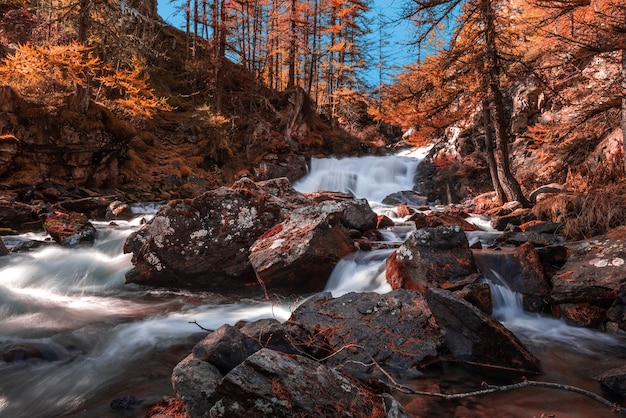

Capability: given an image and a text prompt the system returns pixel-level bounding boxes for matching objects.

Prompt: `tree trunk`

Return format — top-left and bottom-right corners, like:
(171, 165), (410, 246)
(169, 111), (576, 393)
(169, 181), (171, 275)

(622, 49), (626, 173)
(482, 96), (506, 204)
(480, 0), (529, 206)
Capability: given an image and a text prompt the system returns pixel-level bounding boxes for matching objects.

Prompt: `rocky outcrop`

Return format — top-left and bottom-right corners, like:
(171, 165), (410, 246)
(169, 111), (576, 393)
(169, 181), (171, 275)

(385, 225), (478, 292)
(0, 199), (44, 231)
(551, 238), (626, 328)
(41, 210), (97, 247)
(286, 290), (444, 376)
(426, 288), (541, 375)
(124, 177), (376, 292)
(171, 288), (544, 417)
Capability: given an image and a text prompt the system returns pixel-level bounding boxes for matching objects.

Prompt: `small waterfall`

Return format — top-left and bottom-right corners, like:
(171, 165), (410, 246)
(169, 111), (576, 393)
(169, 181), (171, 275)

(294, 154), (423, 203)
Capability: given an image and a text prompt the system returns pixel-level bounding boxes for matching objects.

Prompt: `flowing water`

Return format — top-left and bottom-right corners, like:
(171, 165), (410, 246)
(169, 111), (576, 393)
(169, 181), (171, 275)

(1, 151), (624, 417)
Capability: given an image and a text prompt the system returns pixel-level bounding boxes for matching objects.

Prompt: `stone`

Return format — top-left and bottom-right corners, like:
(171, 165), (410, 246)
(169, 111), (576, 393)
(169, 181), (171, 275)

(425, 288), (541, 375)
(491, 208), (536, 231)
(558, 303), (606, 328)
(386, 225), (478, 292)
(286, 290), (444, 376)
(41, 210), (97, 246)
(596, 365), (626, 397)
(382, 190), (428, 207)
(192, 324), (261, 375)
(172, 354), (223, 417)
(211, 348), (403, 418)
(124, 177), (311, 288)
(0, 237), (8, 256)
(248, 201), (354, 293)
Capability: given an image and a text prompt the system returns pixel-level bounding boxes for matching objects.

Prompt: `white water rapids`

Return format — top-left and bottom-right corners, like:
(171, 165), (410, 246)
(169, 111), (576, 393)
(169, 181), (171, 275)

(0, 151), (624, 417)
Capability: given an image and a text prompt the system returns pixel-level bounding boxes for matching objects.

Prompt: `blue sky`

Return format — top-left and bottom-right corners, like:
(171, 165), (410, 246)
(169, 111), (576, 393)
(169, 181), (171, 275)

(156, 0), (415, 87)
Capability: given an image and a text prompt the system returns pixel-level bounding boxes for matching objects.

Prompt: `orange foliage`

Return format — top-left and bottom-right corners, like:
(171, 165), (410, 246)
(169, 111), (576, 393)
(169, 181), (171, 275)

(0, 42), (169, 118)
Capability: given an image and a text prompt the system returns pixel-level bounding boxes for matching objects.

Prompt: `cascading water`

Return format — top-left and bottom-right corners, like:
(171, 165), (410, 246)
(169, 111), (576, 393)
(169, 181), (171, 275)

(0, 212), (293, 417)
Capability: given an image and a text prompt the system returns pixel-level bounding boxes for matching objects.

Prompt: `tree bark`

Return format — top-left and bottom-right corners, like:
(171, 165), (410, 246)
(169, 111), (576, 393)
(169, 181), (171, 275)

(480, 0), (529, 206)
(482, 95), (506, 204)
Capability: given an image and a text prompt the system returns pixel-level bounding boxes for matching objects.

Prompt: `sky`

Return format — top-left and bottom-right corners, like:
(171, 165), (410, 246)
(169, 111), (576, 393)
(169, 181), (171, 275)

(155, 0), (416, 87)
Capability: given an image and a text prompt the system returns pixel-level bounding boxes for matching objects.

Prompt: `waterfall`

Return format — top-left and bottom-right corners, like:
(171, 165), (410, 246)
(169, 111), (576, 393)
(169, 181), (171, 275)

(294, 153), (424, 203)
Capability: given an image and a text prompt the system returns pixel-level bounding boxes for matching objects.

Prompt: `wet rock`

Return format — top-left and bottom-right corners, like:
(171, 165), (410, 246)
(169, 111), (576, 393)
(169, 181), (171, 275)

(607, 284), (626, 332)
(558, 303), (606, 328)
(0, 199), (43, 231)
(53, 194), (120, 218)
(41, 210), (97, 246)
(105, 200), (134, 220)
(386, 225), (478, 292)
(519, 220), (564, 235)
(408, 211), (482, 232)
(192, 324), (261, 375)
(303, 193), (378, 231)
(551, 238), (626, 311)
(473, 244), (552, 313)
(454, 282), (492, 315)
(596, 365), (626, 397)
(491, 208), (536, 231)
(123, 177), (310, 288)
(382, 191), (429, 207)
(496, 231), (564, 247)
(377, 215), (395, 229)
(425, 288), (541, 375)
(172, 354), (223, 417)
(0, 237), (8, 256)
(286, 290), (444, 376)
(248, 201), (354, 293)
(211, 348), (405, 418)
(396, 204), (414, 218)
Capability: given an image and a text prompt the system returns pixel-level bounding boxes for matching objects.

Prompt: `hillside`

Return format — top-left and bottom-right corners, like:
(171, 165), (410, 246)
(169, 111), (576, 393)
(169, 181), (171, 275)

(0, 1), (388, 203)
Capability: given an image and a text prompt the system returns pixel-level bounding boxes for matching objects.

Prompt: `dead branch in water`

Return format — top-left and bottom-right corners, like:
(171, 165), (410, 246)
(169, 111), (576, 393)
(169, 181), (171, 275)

(388, 377), (625, 414)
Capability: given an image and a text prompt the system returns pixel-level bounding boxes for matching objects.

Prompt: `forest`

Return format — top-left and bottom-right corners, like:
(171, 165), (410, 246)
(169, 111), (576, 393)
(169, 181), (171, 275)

(1, 0), (626, 234)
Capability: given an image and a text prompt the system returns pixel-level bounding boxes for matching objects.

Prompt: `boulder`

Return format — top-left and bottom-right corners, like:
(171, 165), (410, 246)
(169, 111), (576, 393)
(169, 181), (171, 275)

(41, 210), (97, 246)
(551, 238), (626, 309)
(386, 225), (478, 292)
(409, 211), (482, 232)
(123, 177), (311, 288)
(607, 284), (626, 332)
(192, 324), (262, 375)
(425, 288), (541, 375)
(249, 201), (354, 293)
(172, 354), (223, 418)
(558, 303), (606, 328)
(382, 190), (428, 207)
(105, 200), (134, 220)
(596, 365), (626, 397)
(286, 290), (444, 376)
(473, 244), (552, 313)
(211, 348), (407, 418)
(237, 318), (300, 355)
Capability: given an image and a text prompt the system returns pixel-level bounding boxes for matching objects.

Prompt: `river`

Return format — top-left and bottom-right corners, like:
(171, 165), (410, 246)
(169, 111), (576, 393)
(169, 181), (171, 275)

(0, 151), (624, 417)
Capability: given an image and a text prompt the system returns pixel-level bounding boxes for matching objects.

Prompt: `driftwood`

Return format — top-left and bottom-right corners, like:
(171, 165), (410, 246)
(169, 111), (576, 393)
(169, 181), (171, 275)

(388, 377), (625, 413)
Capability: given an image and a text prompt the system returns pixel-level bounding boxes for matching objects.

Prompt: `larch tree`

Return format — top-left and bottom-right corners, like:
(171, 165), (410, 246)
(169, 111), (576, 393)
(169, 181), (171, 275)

(402, 0), (530, 205)
(528, 0), (626, 172)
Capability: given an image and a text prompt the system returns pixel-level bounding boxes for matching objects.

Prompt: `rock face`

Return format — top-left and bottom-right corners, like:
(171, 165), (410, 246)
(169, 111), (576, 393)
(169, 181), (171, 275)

(41, 210), (97, 246)
(551, 238), (626, 328)
(0, 86), (130, 188)
(124, 177), (377, 292)
(425, 288), (541, 375)
(386, 225), (478, 292)
(286, 290), (444, 376)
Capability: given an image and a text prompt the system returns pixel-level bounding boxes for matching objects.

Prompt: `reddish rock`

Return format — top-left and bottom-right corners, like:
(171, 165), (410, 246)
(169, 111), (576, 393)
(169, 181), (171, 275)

(249, 200), (368, 293)
(41, 210), (97, 246)
(408, 211), (481, 231)
(386, 225), (478, 292)
(558, 303), (606, 328)
(0, 199), (43, 231)
(454, 281), (492, 315)
(396, 204), (413, 218)
(596, 365), (626, 397)
(377, 215), (395, 229)
(491, 208), (536, 231)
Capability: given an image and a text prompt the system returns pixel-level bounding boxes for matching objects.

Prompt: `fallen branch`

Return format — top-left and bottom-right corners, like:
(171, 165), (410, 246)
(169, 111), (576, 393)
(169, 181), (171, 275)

(189, 320), (214, 332)
(388, 377), (625, 413)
